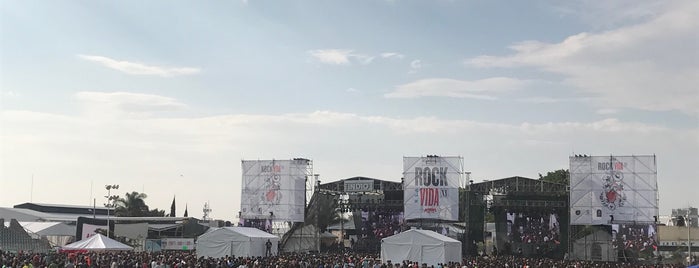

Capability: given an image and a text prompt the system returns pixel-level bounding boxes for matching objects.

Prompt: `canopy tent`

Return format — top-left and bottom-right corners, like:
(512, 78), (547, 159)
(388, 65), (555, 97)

(3, 221), (76, 247)
(381, 229), (461, 266)
(62, 234), (133, 251)
(196, 227), (279, 258)
(282, 224), (338, 253)
(23, 221), (75, 246)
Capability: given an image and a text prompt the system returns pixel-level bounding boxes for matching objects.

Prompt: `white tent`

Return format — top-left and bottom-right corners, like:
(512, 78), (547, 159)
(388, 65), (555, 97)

(196, 227), (279, 258)
(381, 229), (461, 266)
(282, 224), (338, 253)
(62, 234), (133, 251)
(5, 221), (76, 247)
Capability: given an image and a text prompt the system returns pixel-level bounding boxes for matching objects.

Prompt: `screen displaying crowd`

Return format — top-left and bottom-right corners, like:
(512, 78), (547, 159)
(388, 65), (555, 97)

(359, 210), (405, 240)
(612, 223), (658, 259)
(505, 210), (561, 245)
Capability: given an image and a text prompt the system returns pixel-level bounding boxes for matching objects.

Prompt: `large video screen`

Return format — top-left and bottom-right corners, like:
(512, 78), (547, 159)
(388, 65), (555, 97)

(358, 210), (405, 240)
(351, 210), (406, 253)
(612, 223), (658, 260)
(499, 210), (563, 257)
(505, 211), (562, 244)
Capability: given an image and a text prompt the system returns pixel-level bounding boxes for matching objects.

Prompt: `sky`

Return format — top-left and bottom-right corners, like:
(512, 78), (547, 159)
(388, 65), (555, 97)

(1, 0), (697, 221)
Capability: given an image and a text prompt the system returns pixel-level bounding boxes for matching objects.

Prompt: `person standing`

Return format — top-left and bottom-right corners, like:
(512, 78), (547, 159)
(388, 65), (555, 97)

(265, 239), (273, 257)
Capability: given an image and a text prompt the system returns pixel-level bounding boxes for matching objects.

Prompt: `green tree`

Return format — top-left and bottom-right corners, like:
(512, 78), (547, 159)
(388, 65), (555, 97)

(114, 191), (165, 217)
(307, 194), (343, 232)
(539, 169), (569, 185)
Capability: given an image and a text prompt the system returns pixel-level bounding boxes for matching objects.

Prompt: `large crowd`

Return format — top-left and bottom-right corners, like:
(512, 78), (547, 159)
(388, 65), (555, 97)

(0, 250), (692, 268)
(506, 211), (561, 246)
(612, 224), (657, 257)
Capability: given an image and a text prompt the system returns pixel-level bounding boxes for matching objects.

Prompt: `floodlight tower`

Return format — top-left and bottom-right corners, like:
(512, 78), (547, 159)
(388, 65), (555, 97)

(104, 184), (119, 237)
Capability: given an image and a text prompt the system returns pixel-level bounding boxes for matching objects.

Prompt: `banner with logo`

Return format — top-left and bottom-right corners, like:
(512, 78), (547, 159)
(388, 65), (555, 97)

(240, 159), (309, 222)
(570, 155), (658, 225)
(403, 156), (461, 221)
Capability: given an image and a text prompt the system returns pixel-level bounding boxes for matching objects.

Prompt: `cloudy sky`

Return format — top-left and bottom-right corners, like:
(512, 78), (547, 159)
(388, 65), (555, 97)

(1, 0), (697, 221)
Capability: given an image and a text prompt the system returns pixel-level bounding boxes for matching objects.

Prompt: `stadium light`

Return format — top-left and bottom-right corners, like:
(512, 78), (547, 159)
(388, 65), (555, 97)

(104, 184), (119, 237)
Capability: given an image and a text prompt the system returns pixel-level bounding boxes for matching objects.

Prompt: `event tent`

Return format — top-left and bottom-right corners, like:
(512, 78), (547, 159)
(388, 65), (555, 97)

(196, 227), (279, 258)
(381, 229), (461, 266)
(282, 224), (338, 253)
(3, 221), (76, 247)
(62, 234), (133, 251)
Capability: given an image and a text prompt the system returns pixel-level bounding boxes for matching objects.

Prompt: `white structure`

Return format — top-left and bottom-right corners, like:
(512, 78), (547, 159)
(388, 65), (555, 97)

(240, 159), (311, 222)
(570, 155), (658, 225)
(5, 221), (75, 247)
(381, 229), (462, 266)
(196, 227), (279, 258)
(62, 234), (133, 251)
(403, 156), (462, 221)
(282, 224), (337, 253)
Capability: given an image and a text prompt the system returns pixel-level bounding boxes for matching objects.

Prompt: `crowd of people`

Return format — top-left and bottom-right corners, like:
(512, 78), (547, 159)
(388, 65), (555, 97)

(0, 250), (692, 268)
(506, 211), (561, 246)
(359, 211), (405, 240)
(612, 224), (658, 258)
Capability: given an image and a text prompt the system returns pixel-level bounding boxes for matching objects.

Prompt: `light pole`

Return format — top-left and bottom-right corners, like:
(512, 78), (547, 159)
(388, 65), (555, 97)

(688, 209), (692, 266)
(104, 184), (119, 238)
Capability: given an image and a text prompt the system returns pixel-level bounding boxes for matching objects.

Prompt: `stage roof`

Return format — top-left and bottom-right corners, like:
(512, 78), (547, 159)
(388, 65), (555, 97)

(469, 176), (567, 195)
(317, 176), (403, 193)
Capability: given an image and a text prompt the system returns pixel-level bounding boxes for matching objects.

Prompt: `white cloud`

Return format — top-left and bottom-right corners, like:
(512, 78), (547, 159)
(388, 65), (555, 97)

(78, 55), (201, 77)
(410, 60), (422, 69)
(466, 1), (699, 114)
(381, 52), (405, 59)
(75, 91), (187, 117)
(2, 90), (20, 97)
(517, 97), (589, 104)
(308, 49), (374, 65)
(346, 88), (360, 93)
(2, 104), (697, 218)
(596, 108), (619, 115)
(385, 77), (528, 99)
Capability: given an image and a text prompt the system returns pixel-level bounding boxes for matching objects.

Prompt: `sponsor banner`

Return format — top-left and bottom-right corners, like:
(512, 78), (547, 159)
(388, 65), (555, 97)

(570, 155), (658, 225)
(161, 238), (195, 250)
(344, 180), (373, 192)
(240, 159), (308, 222)
(81, 223), (107, 240)
(403, 156), (461, 221)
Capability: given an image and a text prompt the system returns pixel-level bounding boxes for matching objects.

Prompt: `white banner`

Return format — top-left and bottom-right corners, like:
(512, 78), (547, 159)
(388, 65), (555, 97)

(570, 155), (658, 225)
(81, 223), (107, 240)
(403, 156), (461, 221)
(240, 159), (308, 222)
(161, 238), (195, 250)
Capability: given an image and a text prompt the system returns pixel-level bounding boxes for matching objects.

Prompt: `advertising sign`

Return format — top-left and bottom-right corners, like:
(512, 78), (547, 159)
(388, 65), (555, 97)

(240, 159), (308, 222)
(161, 238), (195, 250)
(403, 156), (461, 221)
(570, 155), (658, 225)
(344, 180), (374, 192)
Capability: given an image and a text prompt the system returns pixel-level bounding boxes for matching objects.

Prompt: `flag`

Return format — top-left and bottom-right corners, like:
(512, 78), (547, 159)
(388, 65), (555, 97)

(170, 196), (176, 217)
(183, 204), (188, 217)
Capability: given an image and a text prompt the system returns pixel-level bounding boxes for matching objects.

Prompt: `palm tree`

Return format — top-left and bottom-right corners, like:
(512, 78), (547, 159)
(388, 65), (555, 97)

(115, 191), (152, 217)
(307, 193), (344, 232)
